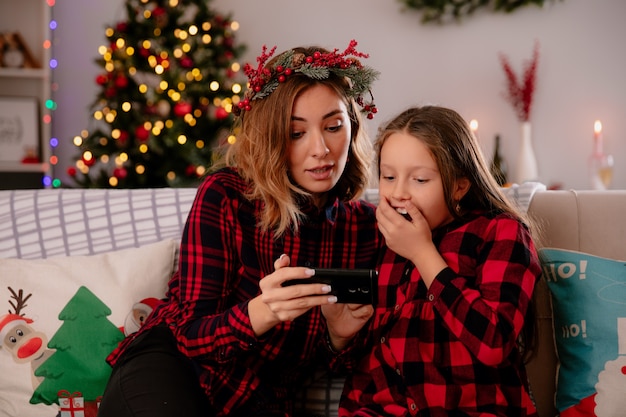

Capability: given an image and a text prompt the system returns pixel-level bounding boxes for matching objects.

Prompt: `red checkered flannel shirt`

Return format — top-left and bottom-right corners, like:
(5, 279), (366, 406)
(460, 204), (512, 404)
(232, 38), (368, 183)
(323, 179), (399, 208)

(340, 211), (541, 417)
(107, 168), (381, 416)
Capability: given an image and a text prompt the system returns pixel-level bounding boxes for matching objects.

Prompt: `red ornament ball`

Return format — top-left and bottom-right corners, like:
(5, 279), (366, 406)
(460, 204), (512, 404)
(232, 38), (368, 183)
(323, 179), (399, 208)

(185, 165), (198, 177)
(135, 125), (150, 142)
(116, 22), (128, 32)
(152, 7), (166, 17)
(180, 56), (194, 69)
(174, 101), (193, 117)
(215, 107), (229, 120)
(104, 87), (117, 98)
(96, 74), (108, 86)
(113, 167), (128, 179)
(115, 75), (128, 89)
(82, 155), (96, 167)
(67, 166), (77, 177)
(117, 130), (129, 145)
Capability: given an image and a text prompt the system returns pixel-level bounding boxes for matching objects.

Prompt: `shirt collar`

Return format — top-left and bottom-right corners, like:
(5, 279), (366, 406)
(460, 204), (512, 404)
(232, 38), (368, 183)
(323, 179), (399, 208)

(298, 194), (340, 224)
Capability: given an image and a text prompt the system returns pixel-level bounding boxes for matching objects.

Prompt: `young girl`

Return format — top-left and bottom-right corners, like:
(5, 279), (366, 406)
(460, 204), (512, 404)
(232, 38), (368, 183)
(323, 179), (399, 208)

(98, 41), (381, 417)
(339, 106), (541, 417)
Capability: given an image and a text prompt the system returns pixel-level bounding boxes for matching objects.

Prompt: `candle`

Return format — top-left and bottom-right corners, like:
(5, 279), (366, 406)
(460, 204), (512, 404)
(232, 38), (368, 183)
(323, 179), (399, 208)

(594, 120), (602, 139)
(589, 119), (613, 189)
(469, 119), (479, 137)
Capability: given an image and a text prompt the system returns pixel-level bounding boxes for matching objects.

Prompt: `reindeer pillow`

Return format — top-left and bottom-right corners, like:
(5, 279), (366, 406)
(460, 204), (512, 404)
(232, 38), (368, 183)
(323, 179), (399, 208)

(0, 239), (176, 417)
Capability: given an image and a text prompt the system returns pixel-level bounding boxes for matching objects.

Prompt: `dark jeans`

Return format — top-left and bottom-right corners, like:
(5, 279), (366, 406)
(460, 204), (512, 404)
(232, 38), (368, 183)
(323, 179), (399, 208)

(97, 324), (213, 417)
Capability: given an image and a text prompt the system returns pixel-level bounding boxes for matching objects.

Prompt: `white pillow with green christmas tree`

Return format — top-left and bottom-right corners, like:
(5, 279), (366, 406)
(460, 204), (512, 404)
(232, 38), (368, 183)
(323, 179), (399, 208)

(0, 239), (176, 417)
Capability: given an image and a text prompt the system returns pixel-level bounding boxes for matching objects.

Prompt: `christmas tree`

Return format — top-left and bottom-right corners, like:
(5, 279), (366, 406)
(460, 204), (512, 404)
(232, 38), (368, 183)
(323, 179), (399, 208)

(30, 286), (124, 408)
(69, 0), (246, 188)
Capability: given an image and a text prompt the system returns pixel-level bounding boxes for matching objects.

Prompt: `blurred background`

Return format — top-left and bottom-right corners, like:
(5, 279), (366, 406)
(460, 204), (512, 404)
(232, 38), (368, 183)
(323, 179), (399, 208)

(46, 0), (626, 189)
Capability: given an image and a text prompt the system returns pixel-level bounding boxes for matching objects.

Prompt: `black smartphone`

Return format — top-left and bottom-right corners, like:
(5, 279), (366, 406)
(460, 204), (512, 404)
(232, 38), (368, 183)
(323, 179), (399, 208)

(282, 268), (377, 304)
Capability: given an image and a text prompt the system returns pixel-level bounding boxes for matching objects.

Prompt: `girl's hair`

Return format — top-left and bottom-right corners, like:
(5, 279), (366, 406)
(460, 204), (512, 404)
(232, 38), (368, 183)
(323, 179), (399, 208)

(375, 105), (540, 361)
(215, 46), (374, 236)
(375, 106), (534, 225)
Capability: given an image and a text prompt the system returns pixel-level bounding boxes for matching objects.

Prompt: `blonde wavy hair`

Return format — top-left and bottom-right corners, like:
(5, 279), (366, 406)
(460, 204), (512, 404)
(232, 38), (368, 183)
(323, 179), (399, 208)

(215, 46), (375, 237)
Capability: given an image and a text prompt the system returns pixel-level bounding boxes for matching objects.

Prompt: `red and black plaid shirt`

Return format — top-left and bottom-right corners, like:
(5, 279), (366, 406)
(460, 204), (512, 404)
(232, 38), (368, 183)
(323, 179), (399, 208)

(339, 211), (541, 417)
(108, 168), (381, 416)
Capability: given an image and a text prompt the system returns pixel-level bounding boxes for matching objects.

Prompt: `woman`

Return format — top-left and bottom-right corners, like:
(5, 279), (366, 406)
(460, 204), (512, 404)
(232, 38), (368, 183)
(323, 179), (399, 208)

(98, 40), (381, 417)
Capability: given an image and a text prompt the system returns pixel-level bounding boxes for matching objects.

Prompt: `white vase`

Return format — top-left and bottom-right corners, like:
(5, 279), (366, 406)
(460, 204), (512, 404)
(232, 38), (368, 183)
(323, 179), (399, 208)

(514, 121), (538, 184)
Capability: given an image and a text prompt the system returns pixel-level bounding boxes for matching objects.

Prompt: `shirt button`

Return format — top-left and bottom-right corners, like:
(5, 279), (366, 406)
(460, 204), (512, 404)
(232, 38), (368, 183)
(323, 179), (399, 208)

(396, 368), (401, 375)
(427, 294), (434, 301)
(410, 403), (417, 411)
(394, 304), (400, 311)
(380, 336), (385, 344)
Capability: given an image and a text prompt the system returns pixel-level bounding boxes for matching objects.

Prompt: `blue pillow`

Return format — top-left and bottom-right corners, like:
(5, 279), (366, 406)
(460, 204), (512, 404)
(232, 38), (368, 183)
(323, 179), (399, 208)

(540, 248), (626, 417)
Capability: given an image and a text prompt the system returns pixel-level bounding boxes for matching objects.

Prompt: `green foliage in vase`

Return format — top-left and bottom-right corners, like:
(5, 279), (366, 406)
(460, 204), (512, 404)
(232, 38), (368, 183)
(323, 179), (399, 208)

(70, 0), (246, 188)
(399, 0), (560, 24)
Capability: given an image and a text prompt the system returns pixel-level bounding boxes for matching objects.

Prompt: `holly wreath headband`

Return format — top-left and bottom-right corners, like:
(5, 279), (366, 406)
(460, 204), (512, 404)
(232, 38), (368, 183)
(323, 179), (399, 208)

(235, 39), (379, 119)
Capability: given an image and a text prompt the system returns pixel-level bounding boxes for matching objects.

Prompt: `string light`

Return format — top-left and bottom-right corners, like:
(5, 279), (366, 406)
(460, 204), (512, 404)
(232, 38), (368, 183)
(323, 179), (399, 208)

(44, 0), (60, 187)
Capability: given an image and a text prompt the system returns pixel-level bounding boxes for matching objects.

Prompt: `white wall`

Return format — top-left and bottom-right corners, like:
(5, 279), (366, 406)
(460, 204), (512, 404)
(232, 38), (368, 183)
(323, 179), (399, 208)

(52, 0), (626, 190)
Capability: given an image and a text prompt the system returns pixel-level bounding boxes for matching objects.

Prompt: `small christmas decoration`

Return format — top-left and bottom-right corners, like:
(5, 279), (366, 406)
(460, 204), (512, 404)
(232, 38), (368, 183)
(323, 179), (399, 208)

(0, 31), (40, 68)
(58, 390), (85, 417)
(398, 0), (561, 24)
(21, 146), (41, 164)
(70, 0), (246, 188)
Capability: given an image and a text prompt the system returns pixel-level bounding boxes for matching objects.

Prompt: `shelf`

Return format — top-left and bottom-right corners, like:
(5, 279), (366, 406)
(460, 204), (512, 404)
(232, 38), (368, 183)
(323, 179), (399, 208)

(0, 0), (51, 189)
(0, 170), (45, 190)
(0, 67), (48, 79)
(0, 162), (49, 173)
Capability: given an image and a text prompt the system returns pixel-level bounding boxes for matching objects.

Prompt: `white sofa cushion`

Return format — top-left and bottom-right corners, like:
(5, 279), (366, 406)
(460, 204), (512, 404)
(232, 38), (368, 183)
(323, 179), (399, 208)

(0, 239), (176, 417)
(0, 188), (197, 260)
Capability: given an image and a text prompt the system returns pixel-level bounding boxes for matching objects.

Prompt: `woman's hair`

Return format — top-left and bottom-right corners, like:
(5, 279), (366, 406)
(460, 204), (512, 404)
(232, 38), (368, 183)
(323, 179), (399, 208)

(374, 105), (540, 361)
(216, 46), (375, 236)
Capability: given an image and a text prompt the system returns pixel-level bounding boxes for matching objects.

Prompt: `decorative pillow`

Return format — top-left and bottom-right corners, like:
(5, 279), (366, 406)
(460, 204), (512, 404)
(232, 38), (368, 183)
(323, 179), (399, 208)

(540, 248), (626, 417)
(0, 239), (177, 417)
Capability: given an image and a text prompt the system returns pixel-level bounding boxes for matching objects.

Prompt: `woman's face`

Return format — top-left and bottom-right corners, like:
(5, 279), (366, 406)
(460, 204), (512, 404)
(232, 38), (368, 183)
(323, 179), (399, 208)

(378, 132), (454, 230)
(287, 84), (351, 206)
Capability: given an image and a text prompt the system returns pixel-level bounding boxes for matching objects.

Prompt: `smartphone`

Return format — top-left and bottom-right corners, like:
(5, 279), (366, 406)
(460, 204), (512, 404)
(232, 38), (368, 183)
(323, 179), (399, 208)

(282, 268), (377, 304)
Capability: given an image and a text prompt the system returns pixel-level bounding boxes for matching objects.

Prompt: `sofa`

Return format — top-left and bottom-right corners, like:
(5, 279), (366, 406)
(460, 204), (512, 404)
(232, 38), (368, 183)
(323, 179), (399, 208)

(1, 186), (625, 417)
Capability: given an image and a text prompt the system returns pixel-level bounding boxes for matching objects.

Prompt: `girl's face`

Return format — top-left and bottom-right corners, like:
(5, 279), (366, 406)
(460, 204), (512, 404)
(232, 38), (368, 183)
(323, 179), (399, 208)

(287, 84), (351, 205)
(378, 132), (455, 230)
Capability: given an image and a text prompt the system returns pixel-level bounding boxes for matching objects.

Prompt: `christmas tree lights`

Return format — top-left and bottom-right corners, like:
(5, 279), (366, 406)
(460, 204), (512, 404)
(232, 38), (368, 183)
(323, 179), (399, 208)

(69, 0), (245, 188)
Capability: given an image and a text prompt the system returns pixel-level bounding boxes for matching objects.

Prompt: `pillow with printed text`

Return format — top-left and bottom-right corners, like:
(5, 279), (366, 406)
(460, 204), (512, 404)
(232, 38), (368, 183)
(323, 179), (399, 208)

(541, 248), (626, 417)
